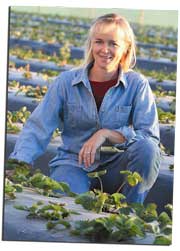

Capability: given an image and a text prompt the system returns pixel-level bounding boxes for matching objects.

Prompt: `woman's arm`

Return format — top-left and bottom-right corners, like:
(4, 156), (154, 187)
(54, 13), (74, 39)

(79, 76), (160, 168)
(78, 128), (125, 168)
(9, 76), (64, 165)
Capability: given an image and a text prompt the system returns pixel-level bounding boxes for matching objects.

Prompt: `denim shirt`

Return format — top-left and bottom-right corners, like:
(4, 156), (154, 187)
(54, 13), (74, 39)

(9, 63), (160, 171)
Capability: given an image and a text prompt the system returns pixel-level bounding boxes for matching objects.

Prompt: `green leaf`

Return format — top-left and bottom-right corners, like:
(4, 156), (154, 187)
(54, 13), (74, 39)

(143, 203), (158, 222)
(126, 175), (139, 186)
(30, 173), (63, 191)
(37, 200), (44, 206)
(165, 204), (173, 217)
(161, 225), (172, 235)
(125, 216), (145, 237)
(13, 184), (23, 192)
(75, 192), (96, 211)
(58, 182), (77, 197)
(88, 169), (107, 178)
(94, 192), (108, 213)
(57, 219), (71, 229)
(153, 235), (171, 245)
(5, 184), (16, 194)
(158, 212), (172, 227)
(46, 221), (56, 230)
(146, 203), (157, 215)
(130, 202), (145, 215)
(47, 219), (71, 230)
(132, 172), (143, 182)
(118, 206), (132, 215)
(14, 204), (29, 211)
(144, 222), (160, 234)
(111, 193), (126, 203)
(120, 170), (132, 176)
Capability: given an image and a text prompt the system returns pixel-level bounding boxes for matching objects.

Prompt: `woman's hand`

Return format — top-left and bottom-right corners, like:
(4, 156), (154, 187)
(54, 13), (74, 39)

(78, 129), (107, 168)
(78, 129), (126, 168)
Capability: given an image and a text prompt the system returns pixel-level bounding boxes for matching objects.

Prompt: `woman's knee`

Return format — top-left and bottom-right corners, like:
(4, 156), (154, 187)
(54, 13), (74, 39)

(50, 165), (90, 194)
(127, 138), (161, 190)
(128, 138), (161, 164)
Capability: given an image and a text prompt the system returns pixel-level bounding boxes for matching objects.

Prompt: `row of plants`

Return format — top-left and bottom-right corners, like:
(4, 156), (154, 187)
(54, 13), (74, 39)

(157, 108), (175, 124)
(136, 47), (177, 62)
(10, 64), (177, 90)
(10, 26), (177, 62)
(9, 34), (177, 62)
(9, 81), (48, 99)
(10, 21), (87, 48)
(9, 47), (177, 81)
(9, 65), (56, 84)
(9, 46), (83, 66)
(8, 78), (176, 123)
(10, 11), (177, 47)
(9, 65), (177, 103)
(5, 160), (172, 244)
(6, 107), (60, 139)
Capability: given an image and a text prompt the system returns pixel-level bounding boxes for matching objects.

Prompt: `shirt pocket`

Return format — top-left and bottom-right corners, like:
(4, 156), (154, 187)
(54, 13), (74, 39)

(113, 105), (132, 127)
(64, 102), (82, 128)
(64, 102), (95, 129)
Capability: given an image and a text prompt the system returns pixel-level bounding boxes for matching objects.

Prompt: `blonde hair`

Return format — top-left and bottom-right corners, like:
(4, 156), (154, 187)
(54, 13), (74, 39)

(83, 13), (136, 72)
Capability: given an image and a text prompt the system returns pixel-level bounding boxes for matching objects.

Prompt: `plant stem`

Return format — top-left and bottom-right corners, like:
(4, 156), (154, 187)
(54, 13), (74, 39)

(97, 177), (103, 193)
(116, 181), (126, 193)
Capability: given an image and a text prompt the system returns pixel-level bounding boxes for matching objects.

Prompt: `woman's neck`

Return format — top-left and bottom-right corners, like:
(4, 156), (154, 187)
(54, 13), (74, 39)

(89, 65), (119, 82)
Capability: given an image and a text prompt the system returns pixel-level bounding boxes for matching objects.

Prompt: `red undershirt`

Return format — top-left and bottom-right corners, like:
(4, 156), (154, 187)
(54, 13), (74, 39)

(90, 78), (118, 111)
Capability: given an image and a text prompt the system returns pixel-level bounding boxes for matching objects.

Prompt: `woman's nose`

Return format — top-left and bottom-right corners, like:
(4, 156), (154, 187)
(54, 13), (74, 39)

(101, 43), (109, 53)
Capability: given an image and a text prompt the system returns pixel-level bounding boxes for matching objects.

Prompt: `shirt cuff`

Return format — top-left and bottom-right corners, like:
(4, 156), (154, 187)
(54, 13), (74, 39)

(9, 152), (34, 165)
(114, 126), (136, 148)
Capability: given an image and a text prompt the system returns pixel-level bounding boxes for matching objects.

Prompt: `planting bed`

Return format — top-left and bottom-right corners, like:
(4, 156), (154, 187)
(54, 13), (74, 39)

(9, 57), (176, 90)
(10, 11), (177, 48)
(9, 38), (177, 72)
(4, 10), (177, 244)
(8, 68), (176, 93)
(4, 188), (157, 244)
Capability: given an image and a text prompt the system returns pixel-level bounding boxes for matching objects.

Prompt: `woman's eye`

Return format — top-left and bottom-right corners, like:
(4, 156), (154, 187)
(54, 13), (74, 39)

(111, 42), (119, 47)
(95, 40), (102, 44)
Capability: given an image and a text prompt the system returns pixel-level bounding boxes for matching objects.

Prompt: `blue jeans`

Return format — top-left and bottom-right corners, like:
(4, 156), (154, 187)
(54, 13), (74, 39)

(50, 138), (161, 203)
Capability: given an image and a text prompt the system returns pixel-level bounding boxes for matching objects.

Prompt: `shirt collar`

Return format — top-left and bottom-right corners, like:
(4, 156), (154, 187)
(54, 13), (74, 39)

(72, 62), (128, 89)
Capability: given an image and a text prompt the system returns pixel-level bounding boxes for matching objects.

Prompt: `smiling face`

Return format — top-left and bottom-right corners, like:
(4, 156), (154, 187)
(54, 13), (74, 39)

(91, 23), (128, 72)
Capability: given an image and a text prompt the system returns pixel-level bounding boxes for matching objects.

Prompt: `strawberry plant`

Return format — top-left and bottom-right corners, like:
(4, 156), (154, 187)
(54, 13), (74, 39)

(157, 108), (175, 123)
(153, 87), (176, 98)
(135, 67), (176, 81)
(14, 200), (74, 230)
(75, 170), (142, 214)
(5, 159), (173, 244)
(5, 159), (76, 198)
(59, 42), (71, 65)
(9, 80), (20, 89)
(22, 64), (32, 79)
(5, 178), (23, 199)
(6, 107), (31, 134)
(15, 85), (48, 100)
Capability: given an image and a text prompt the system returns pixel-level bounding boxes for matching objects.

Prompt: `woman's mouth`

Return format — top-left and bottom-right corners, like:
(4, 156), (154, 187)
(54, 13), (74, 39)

(99, 55), (112, 61)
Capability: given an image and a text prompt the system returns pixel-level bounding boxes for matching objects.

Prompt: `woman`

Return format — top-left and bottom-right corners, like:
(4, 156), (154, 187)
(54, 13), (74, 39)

(9, 13), (161, 203)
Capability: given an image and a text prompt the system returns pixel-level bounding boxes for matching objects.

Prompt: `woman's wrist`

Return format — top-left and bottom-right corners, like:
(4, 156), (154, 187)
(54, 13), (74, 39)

(100, 128), (126, 144)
